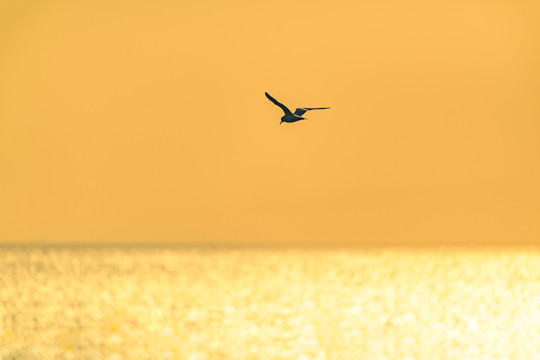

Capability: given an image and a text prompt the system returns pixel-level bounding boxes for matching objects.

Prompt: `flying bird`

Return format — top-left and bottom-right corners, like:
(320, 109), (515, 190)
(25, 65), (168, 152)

(265, 92), (330, 124)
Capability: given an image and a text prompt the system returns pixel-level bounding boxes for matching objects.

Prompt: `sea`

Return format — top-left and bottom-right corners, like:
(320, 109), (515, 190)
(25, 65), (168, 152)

(1, 245), (540, 359)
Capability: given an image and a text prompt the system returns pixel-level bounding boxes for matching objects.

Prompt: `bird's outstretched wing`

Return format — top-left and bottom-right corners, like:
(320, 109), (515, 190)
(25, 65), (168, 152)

(294, 107), (330, 116)
(265, 92), (292, 115)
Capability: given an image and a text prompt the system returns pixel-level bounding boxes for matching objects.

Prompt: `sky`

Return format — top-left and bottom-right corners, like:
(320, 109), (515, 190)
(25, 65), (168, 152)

(1, 0), (539, 245)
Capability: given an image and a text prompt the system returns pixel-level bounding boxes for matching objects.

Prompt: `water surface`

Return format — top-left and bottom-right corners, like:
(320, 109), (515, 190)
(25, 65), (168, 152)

(1, 246), (540, 359)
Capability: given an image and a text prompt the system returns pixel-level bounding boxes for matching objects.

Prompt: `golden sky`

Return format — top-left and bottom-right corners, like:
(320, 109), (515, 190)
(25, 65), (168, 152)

(1, 0), (539, 245)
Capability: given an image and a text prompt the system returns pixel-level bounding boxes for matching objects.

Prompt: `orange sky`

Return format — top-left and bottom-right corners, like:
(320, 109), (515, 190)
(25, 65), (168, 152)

(1, 0), (539, 245)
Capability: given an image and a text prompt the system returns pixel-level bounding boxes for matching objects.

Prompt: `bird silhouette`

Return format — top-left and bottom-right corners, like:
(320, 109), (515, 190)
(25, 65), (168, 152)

(265, 92), (330, 124)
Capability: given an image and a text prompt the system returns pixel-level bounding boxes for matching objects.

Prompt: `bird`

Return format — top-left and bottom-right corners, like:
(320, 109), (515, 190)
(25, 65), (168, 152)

(265, 92), (330, 124)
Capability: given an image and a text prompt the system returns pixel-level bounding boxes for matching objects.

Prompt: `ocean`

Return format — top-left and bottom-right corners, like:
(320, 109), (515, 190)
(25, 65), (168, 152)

(1, 245), (540, 359)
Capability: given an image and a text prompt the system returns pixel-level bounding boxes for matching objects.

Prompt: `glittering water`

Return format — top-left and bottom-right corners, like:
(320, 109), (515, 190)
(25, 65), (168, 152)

(1, 246), (540, 359)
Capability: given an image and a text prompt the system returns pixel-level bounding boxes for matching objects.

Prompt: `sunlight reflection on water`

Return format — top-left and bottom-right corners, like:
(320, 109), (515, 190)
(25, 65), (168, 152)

(1, 246), (540, 359)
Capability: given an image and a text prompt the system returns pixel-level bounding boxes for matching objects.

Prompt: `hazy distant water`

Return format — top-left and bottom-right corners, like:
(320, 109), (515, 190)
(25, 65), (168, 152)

(2, 246), (540, 360)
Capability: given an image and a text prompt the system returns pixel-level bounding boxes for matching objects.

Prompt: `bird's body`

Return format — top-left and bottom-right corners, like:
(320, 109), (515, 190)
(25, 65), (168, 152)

(265, 92), (329, 124)
(281, 113), (305, 123)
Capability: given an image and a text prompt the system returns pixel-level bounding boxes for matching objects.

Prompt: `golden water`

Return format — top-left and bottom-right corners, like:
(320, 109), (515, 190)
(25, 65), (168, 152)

(1, 246), (540, 359)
